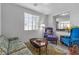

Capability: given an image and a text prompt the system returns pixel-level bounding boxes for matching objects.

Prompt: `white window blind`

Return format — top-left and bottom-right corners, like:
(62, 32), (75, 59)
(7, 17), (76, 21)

(24, 12), (40, 30)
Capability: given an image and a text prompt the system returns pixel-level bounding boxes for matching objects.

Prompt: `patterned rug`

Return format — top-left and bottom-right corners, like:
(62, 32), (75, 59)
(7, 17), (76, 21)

(25, 42), (65, 55)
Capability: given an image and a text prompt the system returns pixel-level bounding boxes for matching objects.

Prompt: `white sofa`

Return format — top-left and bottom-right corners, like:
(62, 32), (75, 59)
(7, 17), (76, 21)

(0, 35), (32, 55)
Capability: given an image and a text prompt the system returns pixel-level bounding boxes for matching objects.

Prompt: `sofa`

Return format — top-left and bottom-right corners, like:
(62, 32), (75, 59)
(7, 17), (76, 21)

(60, 28), (79, 47)
(0, 35), (32, 55)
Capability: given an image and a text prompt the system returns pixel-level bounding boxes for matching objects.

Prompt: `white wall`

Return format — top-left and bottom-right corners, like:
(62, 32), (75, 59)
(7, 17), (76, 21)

(70, 6), (79, 26)
(0, 4), (1, 36)
(2, 3), (47, 42)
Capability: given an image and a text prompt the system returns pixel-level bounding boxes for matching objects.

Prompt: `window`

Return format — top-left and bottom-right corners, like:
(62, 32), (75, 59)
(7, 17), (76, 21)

(24, 12), (40, 30)
(55, 12), (70, 31)
(56, 21), (70, 30)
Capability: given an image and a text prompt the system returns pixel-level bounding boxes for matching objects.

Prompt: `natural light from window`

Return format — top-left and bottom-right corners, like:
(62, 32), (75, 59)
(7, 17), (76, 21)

(24, 12), (40, 30)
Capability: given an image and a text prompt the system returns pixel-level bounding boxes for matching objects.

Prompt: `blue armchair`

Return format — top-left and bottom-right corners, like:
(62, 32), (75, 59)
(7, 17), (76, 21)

(60, 28), (79, 47)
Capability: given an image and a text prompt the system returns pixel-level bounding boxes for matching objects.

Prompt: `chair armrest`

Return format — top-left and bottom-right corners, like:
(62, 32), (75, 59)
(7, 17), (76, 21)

(0, 48), (6, 54)
(60, 35), (70, 38)
(60, 35), (70, 43)
(70, 40), (79, 47)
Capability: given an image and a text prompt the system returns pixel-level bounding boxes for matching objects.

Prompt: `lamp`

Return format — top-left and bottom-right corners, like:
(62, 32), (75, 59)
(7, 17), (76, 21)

(66, 24), (71, 32)
(39, 24), (45, 38)
(40, 24), (45, 30)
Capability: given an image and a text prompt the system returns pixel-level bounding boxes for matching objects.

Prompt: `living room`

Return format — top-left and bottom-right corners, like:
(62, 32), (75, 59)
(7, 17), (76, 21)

(0, 3), (79, 55)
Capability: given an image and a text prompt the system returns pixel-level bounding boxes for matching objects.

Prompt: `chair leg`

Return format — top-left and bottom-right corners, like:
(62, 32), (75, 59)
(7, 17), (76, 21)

(56, 40), (57, 45)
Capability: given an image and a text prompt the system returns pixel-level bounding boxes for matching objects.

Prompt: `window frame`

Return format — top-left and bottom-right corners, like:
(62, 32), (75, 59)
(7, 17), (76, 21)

(24, 12), (40, 31)
(56, 21), (70, 31)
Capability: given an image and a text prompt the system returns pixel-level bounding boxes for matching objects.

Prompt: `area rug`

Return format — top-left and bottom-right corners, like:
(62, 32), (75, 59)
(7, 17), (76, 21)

(25, 42), (65, 55)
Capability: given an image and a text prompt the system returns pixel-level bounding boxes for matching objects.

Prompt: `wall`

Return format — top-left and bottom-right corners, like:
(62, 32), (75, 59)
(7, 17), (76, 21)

(0, 4), (1, 36)
(70, 6), (79, 26)
(2, 3), (47, 42)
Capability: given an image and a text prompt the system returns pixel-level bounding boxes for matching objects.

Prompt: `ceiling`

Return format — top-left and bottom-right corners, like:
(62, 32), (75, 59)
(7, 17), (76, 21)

(16, 3), (79, 15)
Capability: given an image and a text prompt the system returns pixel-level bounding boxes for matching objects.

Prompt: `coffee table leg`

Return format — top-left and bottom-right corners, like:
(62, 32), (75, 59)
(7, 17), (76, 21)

(46, 45), (47, 54)
(39, 48), (40, 55)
